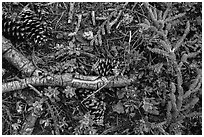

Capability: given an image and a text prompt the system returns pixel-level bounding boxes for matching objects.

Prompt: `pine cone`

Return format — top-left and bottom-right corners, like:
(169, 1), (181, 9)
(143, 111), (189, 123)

(3, 13), (25, 42)
(2, 9), (48, 45)
(92, 58), (119, 76)
(76, 89), (106, 126)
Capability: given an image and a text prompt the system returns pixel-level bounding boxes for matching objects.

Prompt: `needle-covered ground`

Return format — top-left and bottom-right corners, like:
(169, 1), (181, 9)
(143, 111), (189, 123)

(2, 2), (202, 135)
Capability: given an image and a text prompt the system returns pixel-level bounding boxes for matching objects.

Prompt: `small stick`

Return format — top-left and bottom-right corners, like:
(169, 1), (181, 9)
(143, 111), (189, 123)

(91, 11), (96, 26)
(128, 31), (132, 54)
(55, 11), (65, 29)
(81, 76), (117, 103)
(28, 84), (43, 96)
(68, 2), (75, 23)
(75, 14), (82, 33)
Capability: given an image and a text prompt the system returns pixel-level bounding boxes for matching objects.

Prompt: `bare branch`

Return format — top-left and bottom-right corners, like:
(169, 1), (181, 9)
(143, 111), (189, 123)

(2, 74), (136, 93)
(2, 37), (42, 76)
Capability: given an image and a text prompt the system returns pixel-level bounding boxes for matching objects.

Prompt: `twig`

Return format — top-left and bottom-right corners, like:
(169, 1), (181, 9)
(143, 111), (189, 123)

(28, 84), (43, 96)
(55, 10), (65, 29)
(91, 11), (96, 26)
(75, 14), (82, 33)
(128, 31), (132, 54)
(66, 13), (82, 37)
(81, 75), (119, 103)
(68, 2), (75, 23)
(81, 77), (110, 103)
(109, 10), (123, 29)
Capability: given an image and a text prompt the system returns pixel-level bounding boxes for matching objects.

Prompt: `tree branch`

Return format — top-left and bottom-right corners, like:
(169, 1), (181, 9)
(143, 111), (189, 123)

(2, 74), (136, 93)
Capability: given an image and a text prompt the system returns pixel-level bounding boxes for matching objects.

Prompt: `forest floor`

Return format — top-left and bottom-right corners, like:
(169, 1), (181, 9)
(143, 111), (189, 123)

(2, 2), (202, 135)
